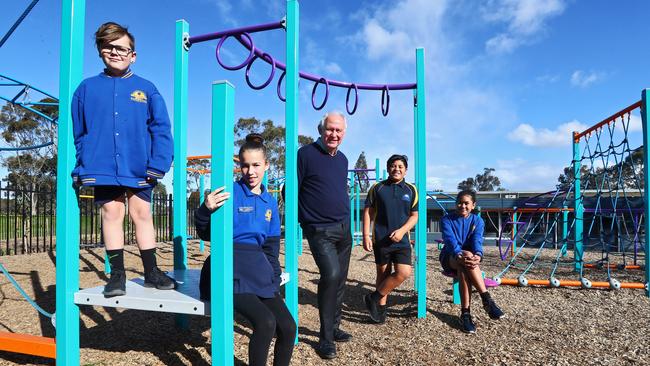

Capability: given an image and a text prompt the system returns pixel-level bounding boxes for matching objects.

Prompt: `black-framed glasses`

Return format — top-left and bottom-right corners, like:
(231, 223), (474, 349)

(101, 44), (133, 57)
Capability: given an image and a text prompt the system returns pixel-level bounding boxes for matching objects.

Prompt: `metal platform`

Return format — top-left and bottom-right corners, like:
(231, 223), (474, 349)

(74, 269), (209, 316)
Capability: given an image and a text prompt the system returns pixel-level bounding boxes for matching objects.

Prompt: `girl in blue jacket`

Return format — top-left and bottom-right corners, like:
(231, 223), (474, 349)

(440, 190), (504, 334)
(194, 134), (295, 366)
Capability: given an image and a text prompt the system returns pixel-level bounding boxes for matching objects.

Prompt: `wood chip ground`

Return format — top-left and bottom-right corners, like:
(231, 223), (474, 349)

(0, 241), (648, 365)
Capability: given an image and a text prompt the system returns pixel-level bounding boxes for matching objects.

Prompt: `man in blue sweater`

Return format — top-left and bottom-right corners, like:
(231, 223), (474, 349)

(298, 111), (352, 359)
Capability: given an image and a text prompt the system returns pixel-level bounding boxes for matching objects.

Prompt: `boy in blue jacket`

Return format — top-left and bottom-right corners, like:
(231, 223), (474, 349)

(439, 190), (504, 334)
(71, 22), (174, 297)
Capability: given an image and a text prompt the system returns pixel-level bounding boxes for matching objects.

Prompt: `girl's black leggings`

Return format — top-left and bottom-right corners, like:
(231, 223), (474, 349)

(234, 292), (296, 366)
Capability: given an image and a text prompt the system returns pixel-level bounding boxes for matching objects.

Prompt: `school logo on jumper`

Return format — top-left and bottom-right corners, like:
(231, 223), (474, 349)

(401, 194), (410, 202)
(265, 209), (272, 222)
(130, 90), (147, 103)
(238, 206), (254, 213)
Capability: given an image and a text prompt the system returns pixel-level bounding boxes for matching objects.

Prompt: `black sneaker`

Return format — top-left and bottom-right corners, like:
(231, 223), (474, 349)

(144, 267), (176, 290)
(460, 312), (476, 334)
(483, 298), (505, 320)
(103, 270), (126, 298)
(364, 293), (382, 323)
(315, 341), (337, 359)
(378, 305), (387, 324)
(333, 328), (352, 342)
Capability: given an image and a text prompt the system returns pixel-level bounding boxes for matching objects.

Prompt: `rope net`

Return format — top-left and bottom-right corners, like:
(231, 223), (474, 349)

(493, 102), (647, 290)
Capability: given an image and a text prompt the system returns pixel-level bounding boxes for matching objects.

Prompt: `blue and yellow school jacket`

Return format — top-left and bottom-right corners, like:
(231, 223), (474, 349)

(71, 70), (173, 188)
(439, 212), (485, 264)
(195, 179), (282, 299)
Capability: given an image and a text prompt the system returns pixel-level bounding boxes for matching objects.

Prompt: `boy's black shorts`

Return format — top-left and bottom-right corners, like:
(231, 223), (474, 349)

(94, 185), (153, 205)
(373, 244), (412, 266)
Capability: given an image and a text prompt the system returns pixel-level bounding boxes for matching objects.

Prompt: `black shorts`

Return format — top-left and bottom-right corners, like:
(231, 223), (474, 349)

(373, 244), (411, 266)
(94, 185), (153, 206)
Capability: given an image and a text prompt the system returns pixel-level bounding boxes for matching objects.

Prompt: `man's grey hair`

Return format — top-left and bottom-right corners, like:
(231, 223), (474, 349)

(317, 110), (348, 134)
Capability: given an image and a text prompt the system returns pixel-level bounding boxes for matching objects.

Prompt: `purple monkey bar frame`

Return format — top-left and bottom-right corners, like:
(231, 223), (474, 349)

(186, 22), (417, 115)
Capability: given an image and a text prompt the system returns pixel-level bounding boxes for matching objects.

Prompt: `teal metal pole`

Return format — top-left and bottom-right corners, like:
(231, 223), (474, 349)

(349, 172), (354, 240)
(375, 158), (380, 183)
(210, 81), (235, 365)
(284, 0), (300, 335)
(641, 89), (650, 296)
(561, 205), (568, 257)
(199, 174), (205, 252)
(105, 252), (111, 274)
(173, 19), (189, 270)
(173, 19), (190, 330)
(412, 89), (419, 293)
(57, 0), (84, 362)
(572, 133), (583, 271)
(414, 47), (427, 318)
(382, 169), (387, 181)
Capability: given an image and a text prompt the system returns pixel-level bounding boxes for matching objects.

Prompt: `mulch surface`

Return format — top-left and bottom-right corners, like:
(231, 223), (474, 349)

(0, 241), (649, 365)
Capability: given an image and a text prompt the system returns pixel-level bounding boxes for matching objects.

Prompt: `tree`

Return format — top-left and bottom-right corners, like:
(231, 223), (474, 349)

(353, 151), (370, 192)
(234, 117), (314, 180)
(153, 181), (167, 196)
(557, 147), (645, 191)
(0, 98), (58, 251)
(457, 168), (505, 191)
(0, 98), (58, 191)
(557, 165), (596, 190)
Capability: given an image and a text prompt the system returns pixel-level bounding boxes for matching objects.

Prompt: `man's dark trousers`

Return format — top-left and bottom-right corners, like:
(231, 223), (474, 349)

(304, 221), (352, 344)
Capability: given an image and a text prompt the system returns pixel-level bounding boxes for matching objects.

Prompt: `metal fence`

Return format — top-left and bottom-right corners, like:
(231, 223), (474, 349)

(0, 185), (203, 256)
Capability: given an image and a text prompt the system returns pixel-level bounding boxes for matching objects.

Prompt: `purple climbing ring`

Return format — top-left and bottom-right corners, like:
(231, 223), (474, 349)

(277, 70), (286, 102)
(381, 84), (390, 116)
(216, 32), (254, 71)
(311, 77), (330, 111)
(245, 52), (276, 90)
(345, 83), (359, 115)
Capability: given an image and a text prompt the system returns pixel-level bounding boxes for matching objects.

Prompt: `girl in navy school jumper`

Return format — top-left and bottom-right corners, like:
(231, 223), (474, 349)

(194, 134), (296, 366)
(71, 22), (174, 298)
(439, 190), (505, 334)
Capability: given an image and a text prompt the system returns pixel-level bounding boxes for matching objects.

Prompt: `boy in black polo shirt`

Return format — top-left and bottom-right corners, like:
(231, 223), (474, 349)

(362, 154), (419, 323)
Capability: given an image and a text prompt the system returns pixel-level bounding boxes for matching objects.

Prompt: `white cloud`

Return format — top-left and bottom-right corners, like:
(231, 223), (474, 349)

(323, 62), (343, 75)
(508, 119), (588, 147)
(483, 0), (566, 54)
(353, 0), (448, 64)
(536, 74), (560, 84)
(361, 19), (415, 62)
(495, 159), (562, 191)
(570, 70), (604, 88)
(628, 114), (642, 132)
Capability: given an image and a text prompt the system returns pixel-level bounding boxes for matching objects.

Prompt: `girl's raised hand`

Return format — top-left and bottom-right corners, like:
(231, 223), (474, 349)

(205, 186), (231, 211)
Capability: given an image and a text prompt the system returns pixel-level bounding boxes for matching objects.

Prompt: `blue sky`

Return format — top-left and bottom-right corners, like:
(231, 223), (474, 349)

(1, 0), (649, 192)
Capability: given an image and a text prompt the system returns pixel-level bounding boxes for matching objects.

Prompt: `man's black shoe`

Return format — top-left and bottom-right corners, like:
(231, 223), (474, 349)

(378, 305), (387, 324)
(333, 328), (352, 342)
(364, 293), (381, 323)
(144, 267), (176, 290)
(316, 342), (337, 359)
(103, 270), (126, 298)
